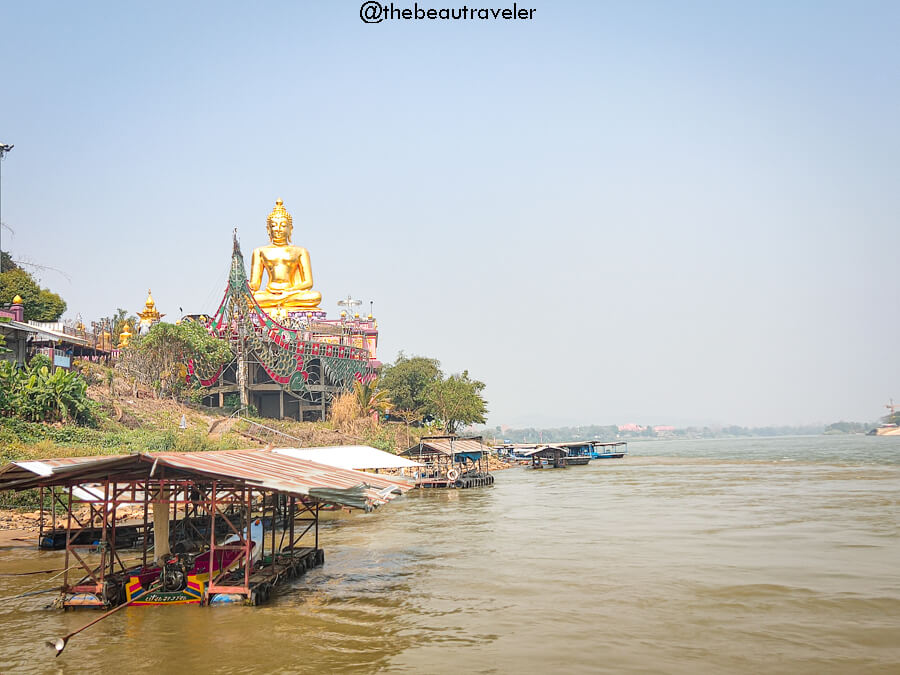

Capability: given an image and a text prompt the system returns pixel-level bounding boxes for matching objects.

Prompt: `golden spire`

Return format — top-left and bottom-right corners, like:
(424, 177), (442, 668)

(137, 288), (164, 326)
(12, 295), (22, 304)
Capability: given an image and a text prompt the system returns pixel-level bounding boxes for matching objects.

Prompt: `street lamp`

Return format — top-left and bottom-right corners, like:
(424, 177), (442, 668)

(0, 143), (13, 267)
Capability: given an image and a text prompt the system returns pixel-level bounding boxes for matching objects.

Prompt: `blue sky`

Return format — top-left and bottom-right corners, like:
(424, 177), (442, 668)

(1, 1), (898, 426)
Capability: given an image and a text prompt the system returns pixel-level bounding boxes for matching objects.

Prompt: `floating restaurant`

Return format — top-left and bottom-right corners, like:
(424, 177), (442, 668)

(0, 449), (412, 610)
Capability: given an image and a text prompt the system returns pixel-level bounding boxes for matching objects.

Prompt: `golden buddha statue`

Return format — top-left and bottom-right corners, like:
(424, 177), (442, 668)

(117, 321), (133, 348)
(249, 199), (322, 313)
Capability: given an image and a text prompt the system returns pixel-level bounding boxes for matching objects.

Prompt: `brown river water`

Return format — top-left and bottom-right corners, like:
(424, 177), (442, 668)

(1, 435), (898, 673)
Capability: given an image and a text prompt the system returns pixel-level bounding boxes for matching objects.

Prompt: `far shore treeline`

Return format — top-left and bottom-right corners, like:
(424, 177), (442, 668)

(474, 420), (882, 444)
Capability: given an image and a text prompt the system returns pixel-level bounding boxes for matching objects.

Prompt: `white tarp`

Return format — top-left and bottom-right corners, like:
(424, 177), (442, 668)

(15, 461), (110, 505)
(272, 445), (423, 470)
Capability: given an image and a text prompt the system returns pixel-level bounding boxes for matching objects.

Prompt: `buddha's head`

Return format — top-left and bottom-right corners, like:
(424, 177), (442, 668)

(266, 199), (293, 245)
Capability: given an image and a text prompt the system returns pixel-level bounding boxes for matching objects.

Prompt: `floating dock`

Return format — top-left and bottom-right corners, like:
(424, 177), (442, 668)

(0, 449), (412, 608)
(400, 436), (495, 489)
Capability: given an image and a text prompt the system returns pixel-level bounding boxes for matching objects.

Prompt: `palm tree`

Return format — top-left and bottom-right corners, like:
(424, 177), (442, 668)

(353, 377), (391, 418)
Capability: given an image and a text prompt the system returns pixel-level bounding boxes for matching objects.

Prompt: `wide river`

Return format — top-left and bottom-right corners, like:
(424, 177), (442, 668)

(1, 435), (898, 673)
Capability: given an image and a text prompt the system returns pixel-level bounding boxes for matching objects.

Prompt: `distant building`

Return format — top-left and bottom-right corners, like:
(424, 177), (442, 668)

(617, 423), (646, 432)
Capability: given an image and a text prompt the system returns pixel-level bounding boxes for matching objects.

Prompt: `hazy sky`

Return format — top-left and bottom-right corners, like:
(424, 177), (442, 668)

(1, 1), (898, 427)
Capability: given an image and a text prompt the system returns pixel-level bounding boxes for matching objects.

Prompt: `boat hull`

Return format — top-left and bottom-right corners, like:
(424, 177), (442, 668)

(126, 576), (205, 605)
(566, 456), (591, 465)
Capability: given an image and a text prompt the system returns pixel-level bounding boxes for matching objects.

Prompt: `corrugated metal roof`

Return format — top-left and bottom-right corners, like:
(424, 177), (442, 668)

(272, 445), (423, 470)
(400, 437), (486, 457)
(154, 449), (411, 501)
(0, 449), (413, 511)
(0, 455), (111, 483)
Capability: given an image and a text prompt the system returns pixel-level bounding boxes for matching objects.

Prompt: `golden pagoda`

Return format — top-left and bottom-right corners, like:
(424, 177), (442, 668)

(137, 289), (165, 334)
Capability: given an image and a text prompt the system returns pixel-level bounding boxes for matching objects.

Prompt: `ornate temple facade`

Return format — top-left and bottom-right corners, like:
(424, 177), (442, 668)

(188, 200), (379, 421)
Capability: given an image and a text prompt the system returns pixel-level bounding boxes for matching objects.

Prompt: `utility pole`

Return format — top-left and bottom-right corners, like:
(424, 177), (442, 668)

(0, 143), (14, 267)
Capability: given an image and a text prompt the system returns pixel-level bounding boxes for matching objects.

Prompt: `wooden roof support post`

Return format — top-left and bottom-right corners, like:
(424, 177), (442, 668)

(153, 479), (170, 562)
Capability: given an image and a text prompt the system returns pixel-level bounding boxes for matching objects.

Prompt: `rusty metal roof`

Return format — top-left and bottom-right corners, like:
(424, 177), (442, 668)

(154, 449), (412, 504)
(0, 455), (111, 483)
(0, 449), (413, 511)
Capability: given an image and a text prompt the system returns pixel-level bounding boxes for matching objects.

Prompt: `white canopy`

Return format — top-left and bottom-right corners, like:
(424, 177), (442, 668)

(272, 445), (423, 471)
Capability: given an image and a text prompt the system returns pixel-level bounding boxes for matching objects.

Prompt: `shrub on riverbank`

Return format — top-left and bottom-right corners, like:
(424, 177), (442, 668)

(0, 357), (98, 425)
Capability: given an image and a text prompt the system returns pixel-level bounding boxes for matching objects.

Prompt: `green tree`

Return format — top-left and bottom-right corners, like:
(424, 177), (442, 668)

(379, 353), (441, 416)
(1, 251), (20, 273)
(118, 320), (232, 398)
(0, 267), (67, 321)
(425, 370), (488, 434)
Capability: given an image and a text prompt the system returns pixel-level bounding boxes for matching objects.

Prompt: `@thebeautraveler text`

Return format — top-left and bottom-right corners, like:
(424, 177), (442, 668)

(360, 3), (537, 23)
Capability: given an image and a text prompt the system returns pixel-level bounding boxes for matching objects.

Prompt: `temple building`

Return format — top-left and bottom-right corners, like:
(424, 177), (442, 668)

(137, 290), (164, 335)
(187, 199), (379, 421)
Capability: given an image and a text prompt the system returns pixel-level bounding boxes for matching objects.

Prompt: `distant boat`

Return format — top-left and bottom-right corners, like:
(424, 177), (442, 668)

(867, 399), (900, 435)
(589, 441), (628, 459)
(554, 440), (628, 461)
(523, 446), (568, 469)
(867, 423), (900, 436)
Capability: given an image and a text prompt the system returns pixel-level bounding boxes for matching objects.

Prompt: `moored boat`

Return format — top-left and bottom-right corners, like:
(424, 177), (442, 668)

(523, 446), (568, 469)
(124, 519), (265, 605)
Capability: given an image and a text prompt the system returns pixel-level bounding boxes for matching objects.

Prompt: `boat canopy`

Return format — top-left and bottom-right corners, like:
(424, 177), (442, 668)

(521, 445), (567, 458)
